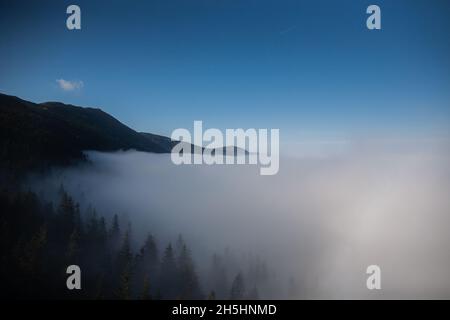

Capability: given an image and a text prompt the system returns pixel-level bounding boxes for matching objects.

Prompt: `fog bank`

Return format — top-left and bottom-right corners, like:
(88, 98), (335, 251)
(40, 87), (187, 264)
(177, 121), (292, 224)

(28, 138), (450, 298)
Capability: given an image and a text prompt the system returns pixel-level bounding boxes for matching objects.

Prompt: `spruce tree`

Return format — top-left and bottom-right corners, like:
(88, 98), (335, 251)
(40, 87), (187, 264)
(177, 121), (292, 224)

(208, 253), (228, 299)
(159, 243), (178, 299)
(178, 244), (202, 299)
(116, 230), (133, 299)
(109, 214), (121, 250)
(230, 272), (245, 300)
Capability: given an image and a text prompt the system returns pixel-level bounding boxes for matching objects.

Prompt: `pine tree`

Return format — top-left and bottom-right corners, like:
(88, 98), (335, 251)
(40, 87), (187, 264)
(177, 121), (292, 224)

(208, 253), (228, 299)
(111, 214), (120, 236)
(109, 214), (121, 250)
(116, 230), (133, 299)
(230, 272), (245, 300)
(119, 230), (132, 264)
(117, 266), (131, 300)
(177, 244), (202, 299)
(86, 207), (99, 239)
(159, 243), (178, 299)
(136, 233), (159, 290)
(142, 234), (158, 267)
(57, 190), (76, 242)
(175, 234), (185, 255)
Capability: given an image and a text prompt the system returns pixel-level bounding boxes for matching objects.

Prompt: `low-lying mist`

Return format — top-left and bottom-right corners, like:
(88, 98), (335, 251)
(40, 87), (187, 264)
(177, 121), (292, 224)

(27, 138), (450, 299)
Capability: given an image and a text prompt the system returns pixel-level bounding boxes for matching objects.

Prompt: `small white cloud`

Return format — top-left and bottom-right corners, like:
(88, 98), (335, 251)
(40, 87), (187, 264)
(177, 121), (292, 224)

(56, 79), (84, 91)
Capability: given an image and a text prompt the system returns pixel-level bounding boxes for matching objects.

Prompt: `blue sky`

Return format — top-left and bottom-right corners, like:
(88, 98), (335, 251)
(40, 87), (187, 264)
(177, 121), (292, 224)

(0, 0), (449, 140)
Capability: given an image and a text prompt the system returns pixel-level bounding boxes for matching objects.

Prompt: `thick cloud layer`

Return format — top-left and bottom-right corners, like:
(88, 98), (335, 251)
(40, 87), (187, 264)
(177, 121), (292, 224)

(28, 138), (450, 298)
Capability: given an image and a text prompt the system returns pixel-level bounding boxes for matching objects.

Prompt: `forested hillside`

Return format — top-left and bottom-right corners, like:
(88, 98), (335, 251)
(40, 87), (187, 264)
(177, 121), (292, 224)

(0, 188), (269, 299)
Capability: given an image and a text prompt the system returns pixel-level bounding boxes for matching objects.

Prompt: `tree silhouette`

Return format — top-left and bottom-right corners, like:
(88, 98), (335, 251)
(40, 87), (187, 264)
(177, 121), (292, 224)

(116, 230), (133, 299)
(159, 243), (178, 299)
(0, 188), (281, 300)
(178, 244), (202, 299)
(230, 272), (245, 300)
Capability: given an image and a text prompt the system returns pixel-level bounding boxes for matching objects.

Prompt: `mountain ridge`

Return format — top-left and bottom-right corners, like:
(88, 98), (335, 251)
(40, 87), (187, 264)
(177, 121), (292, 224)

(0, 92), (249, 180)
(0, 92), (173, 175)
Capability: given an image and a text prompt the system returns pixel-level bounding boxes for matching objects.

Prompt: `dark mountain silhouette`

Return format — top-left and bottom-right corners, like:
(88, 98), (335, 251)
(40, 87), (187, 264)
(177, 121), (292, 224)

(0, 93), (249, 180)
(0, 93), (173, 175)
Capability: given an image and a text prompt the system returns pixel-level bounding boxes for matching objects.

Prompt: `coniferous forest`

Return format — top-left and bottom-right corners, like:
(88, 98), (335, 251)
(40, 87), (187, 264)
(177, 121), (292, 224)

(0, 186), (273, 300)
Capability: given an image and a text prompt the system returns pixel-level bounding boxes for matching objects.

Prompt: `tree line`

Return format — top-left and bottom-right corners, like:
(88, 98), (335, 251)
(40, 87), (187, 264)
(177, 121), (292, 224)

(0, 186), (274, 299)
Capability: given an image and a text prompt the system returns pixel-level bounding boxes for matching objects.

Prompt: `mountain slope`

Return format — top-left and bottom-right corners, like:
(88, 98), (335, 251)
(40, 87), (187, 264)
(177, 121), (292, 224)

(0, 93), (172, 174)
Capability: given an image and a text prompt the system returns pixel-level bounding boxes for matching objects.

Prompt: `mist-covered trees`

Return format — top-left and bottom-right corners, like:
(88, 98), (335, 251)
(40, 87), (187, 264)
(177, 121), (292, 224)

(116, 229), (132, 299)
(0, 187), (207, 299)
(230, 272), (245, 300)
(134, 233), (158, 299)
(207, 253), (228, 299)
(177, 244), (202, 299)
(158, 243), (177, 299)
(0, 187), (279, 299)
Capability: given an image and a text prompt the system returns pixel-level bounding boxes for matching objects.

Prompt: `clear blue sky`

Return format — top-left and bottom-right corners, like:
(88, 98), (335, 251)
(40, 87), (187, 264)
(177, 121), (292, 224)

(0, 0), (449, 140)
